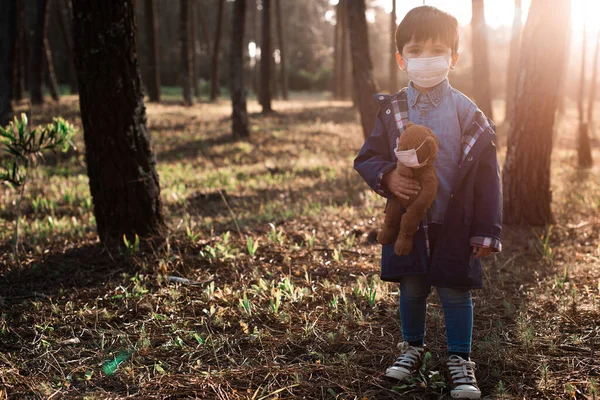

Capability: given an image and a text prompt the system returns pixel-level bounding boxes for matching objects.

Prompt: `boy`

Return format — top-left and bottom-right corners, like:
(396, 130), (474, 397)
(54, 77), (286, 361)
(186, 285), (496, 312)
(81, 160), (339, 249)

(354, 6), (502, 400)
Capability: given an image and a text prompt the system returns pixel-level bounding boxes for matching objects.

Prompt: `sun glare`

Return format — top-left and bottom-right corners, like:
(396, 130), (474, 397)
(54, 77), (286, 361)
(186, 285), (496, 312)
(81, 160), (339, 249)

(381, 0), (599, 34)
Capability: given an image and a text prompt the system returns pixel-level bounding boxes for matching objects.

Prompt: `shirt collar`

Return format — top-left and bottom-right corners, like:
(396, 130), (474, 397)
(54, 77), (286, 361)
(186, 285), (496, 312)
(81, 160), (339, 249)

(407, 79), (451, 107)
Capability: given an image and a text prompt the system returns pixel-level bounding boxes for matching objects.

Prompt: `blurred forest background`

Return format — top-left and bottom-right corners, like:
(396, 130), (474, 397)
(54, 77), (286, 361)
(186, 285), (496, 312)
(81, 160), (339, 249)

(0, 0), (599, 399)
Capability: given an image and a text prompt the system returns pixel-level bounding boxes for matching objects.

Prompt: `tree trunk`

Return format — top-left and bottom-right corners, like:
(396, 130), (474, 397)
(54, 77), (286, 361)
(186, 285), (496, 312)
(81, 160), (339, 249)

(180, 0), (193, 106)
(1, 0), (17, 127)
(27, 0), (49, 105)
(275, 0), (288, 100)
(587, 31), (600, 131)
(12, 0), (26, 102)
(471, 0), (493, 120)
(72, 0), (166, 244)
(333, 2), (340, 98)
(190, 0), (199, 97)
(260, 0), (273, 113)
(347, 0), (379, 139)
(55, 0), (77, 94)
(144, 0), (161, 102)
(389, 0), (397, 92)
(44, 22), (61, 103)
(502, 0), (571, 225)
(250, 0), (258, 96)
(210, 0), (225, 102)
(577, 23), (593, 168)
(505, 0), (521, 122)
(231, 0), (249, 139)
(339, 0), (349, 99)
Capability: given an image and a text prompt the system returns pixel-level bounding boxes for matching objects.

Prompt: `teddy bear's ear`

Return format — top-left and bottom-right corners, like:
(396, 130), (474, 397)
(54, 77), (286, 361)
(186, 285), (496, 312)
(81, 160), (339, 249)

(405, 121), (414, 129)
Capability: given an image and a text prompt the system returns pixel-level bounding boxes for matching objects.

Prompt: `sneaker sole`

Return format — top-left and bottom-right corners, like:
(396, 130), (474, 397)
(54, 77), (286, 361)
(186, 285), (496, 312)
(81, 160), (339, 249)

(451, 390), (481, 399)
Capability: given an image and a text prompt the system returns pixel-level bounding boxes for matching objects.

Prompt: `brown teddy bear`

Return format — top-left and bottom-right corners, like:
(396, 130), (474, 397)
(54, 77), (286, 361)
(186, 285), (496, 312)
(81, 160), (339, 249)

(377, 123), (439, 256)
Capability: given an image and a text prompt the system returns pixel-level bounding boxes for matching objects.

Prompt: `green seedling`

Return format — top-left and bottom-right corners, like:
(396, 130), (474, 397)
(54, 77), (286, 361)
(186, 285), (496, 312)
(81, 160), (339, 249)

(247, 236), (259, 257)
(123, 234), (140, 255)
(0, 114), (75, 257)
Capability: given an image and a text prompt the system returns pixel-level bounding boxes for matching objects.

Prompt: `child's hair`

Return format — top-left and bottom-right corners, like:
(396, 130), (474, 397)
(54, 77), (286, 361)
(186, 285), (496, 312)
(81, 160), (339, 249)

(395, 6), (459, 56)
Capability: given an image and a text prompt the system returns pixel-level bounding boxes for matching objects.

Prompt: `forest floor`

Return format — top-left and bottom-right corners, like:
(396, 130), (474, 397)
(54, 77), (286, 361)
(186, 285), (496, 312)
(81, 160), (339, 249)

(0, 94), (599, 399)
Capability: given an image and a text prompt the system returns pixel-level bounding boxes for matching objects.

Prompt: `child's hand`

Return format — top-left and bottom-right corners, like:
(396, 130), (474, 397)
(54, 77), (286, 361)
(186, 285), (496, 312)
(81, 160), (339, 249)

(472, 246), (492, 259)
(383, 171), (421, 200)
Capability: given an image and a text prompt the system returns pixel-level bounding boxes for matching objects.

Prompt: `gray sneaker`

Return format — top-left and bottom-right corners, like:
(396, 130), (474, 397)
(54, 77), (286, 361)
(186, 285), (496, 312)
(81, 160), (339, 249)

(447, 355), (481, 399)
(384, 342), (426, 381)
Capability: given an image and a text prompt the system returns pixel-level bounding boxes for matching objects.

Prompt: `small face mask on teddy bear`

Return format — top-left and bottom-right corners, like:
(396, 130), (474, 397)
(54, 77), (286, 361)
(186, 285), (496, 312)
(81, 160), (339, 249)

(394, 137), (430, 169)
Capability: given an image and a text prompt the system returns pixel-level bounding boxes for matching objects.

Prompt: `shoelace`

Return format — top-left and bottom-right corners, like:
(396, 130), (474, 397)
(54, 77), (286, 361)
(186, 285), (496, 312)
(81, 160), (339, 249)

(392, 342), (423, 369)
(448, 355), (477, 385)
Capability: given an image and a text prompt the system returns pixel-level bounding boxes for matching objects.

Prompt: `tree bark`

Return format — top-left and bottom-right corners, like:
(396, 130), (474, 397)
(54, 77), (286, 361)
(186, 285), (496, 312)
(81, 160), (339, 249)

(27, 0), (49, 105)
(505, 0), (521, 122)
(333, 2), (340, 98)
(190, 0), (199, 97)
(1, 0), (17, 127)
(471, 0), (493, 120)
(55, 0), (77, 94)
(144, 0), (161, 102)
(44, 15), (61, 103)
(339, 0), (349, 99)
(12, 0), (26, 102)
(72, 0), (166, 244)
(275, 0), (288, 100)
(588, 31), (600, 130)
(210, 0), (225, 102)
(347, 0), (379, 139)
(502, 0), (571, 226)
(260, 0), (273, 113)
(577, 23), (593, 168)
(180, 0), (193, 106)
(389, 0), (398, 92)
(250, 0), (258, 96)
(231, 0), (249, 139)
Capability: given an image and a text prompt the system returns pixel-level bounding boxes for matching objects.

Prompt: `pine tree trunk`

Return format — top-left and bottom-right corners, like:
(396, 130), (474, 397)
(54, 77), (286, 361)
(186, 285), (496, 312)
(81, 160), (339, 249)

(12, 0), (26, 102)
(1, 0), (17, 127)
(250, 0), (258, 96)
(27, 0), (49, 105)
(577, 23), (593, 168)
(502, 0), (571, 226)
(72, 0), (166, 244)
(587, 31), (600, 130)
(339, 0), (349, 99)
(231, 0), (249, 139)
(144, 0), (161, 102)
(275, 0), (288, 100)
(56, 0), (77, 94)
(180, 0), (193, 106)
(210, 0), (225, 102)
(44, 10), (61, 104)
(333, 4), (340, 98)
(190, 0), (199, 97)
(260, 0), (273, 113)
(347, 0), (378, 139)
(471, 0), (493, 120)
(505, 0), (521, 122)
(389, 0), (397, 93)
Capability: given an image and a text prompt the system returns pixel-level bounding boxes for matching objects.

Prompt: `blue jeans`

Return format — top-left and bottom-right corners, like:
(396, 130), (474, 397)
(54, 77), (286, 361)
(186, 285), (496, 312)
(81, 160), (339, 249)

(399, 275), (473, 354)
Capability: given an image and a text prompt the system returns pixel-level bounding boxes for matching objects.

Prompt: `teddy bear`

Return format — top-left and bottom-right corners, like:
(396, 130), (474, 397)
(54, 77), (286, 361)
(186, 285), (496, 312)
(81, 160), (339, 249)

(377, 122), (439, 256)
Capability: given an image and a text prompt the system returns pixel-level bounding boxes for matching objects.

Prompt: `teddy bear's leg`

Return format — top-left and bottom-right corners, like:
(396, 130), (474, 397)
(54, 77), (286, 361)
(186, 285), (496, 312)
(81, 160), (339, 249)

(394, 202), (428, 256)
(377, 197), (405, 245)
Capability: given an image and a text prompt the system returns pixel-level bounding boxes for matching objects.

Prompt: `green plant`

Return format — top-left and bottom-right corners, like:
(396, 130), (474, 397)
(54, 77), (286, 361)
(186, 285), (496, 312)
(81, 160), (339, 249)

(533, 226), (554, 263)
(0, 114), (75, 257)
(247, 236), (259, 257)
(123, 234), (140, 255)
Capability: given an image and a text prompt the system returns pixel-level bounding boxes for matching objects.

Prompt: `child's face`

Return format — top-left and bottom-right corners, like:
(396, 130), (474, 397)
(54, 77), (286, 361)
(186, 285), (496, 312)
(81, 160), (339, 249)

(395, 37), (459, 72)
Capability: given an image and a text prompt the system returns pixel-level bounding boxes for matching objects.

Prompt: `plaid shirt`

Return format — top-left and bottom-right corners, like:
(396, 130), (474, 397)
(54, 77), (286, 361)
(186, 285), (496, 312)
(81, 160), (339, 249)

(382, 87), (502, 255)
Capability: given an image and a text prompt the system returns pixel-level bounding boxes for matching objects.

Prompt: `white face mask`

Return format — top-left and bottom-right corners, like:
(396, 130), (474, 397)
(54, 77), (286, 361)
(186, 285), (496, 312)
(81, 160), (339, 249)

(394, 137), (430, 169)
(403, 56), (451, 88)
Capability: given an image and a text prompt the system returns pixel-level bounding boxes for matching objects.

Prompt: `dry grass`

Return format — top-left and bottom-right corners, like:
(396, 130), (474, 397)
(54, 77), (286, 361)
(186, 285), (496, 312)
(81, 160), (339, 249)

(0, 94), (599, 399)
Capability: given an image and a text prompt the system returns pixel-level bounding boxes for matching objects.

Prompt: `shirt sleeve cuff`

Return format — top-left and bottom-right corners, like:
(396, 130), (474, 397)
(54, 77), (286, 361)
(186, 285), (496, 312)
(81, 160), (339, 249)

(470, 236), (502, 252)
(374, 164), (397, 198)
